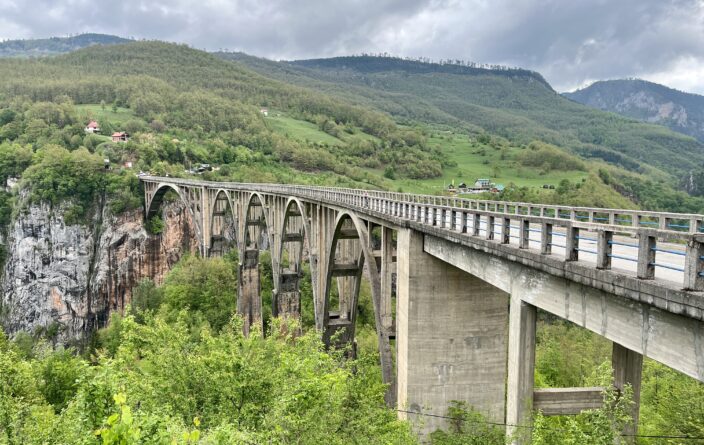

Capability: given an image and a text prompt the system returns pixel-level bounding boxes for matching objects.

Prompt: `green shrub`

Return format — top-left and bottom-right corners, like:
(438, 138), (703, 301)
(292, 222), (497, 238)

(516, 141), (586, 172)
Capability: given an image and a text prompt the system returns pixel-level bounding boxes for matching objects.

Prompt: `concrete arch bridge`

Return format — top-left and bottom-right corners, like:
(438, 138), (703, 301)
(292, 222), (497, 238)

(141, 176), (704, 442)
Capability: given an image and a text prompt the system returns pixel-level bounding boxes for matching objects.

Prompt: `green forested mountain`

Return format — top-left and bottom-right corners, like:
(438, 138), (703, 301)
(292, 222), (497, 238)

(0, 41), (445, 188)
(0, 33), (131, 58)
(564, 79), (704, 143)
(1, 41), (703, 216)
(221, 53), (704, 178)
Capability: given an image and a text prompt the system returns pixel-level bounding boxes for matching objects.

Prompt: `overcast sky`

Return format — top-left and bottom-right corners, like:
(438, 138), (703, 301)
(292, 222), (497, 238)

(1, 0), (703, 93)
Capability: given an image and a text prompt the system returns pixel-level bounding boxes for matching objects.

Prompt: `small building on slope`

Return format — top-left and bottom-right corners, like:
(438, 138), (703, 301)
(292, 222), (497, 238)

(84, 120), (100, 133)
(111, 131), (129, 142)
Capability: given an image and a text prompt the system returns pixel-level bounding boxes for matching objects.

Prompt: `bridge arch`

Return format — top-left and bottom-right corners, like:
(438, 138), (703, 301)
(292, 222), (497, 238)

(207, 189), (237, 257)
(145, 183), (180, 219)
(243, 192), (271, 250)
(322, 211), (394, 392)
(238, 192), (276, 335)
(144, 182), (203, 250)
(274, 197), (320, 327)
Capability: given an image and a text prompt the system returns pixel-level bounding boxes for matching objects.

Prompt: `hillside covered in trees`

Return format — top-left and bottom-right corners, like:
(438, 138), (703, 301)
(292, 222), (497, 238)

(222, 53), (704, 176)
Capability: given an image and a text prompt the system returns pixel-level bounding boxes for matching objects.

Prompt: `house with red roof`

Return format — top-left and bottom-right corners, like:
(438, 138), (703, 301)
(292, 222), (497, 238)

(84, 120), (100, 133)
(111, 131), (129, 142)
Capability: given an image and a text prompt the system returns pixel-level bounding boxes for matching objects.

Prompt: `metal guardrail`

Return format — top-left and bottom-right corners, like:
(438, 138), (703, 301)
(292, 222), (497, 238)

(141, 176), (704, 292)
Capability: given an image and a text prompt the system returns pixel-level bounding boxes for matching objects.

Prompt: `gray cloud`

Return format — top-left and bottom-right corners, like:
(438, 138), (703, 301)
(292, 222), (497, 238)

(1, 0), (703, 93)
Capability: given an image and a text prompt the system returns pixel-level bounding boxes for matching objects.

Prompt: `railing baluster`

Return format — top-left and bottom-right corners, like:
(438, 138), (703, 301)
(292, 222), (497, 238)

(486, 215), (495, 240)
(566, 226), (579, 261)
(541, 223), (552, 254)
(597, 230), (612, 270)
(637, 232), (656, 279)
(502, 218), (511, 244)
(519, 219), (530, 249)
(685, 238), (704, 290)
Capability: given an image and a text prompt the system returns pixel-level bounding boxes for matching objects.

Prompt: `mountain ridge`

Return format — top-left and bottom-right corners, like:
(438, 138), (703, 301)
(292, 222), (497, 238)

(220, 52), (704, 177)
(0, 33), (132, 58)
(564, 79), (704, 142)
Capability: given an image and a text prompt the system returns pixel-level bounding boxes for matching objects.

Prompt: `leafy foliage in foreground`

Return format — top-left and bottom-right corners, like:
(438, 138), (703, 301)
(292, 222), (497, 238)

(0, 255), (417, 444)
(2, 320), (416, 444)
(4, 255), (704, 443)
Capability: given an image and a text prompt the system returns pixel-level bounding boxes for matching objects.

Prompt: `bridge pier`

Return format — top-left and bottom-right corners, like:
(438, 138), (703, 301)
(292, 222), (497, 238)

(396, 229), (509, 437)
(238, 248), (262, 336)
(612, 343), (643, 441)
(506, 298), (537, 444)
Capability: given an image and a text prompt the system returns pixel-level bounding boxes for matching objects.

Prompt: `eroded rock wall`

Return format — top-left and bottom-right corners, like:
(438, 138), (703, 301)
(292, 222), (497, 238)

(0, 201), (197, 343)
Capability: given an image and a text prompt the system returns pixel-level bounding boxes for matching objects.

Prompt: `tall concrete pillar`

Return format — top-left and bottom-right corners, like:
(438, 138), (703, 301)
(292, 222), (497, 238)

(380, 225), (397, 405)
(506, 298), (537, 445)
(396, 229), (509, 437)
(238, 248), (262, 336)
(612, 343), (643, 441)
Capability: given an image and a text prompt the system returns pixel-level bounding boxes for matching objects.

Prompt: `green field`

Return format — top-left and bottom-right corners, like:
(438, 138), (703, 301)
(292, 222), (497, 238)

(265, 114), (344, 145)
(262, 114), (587, 196)
(75, 104), (137, 126)
(389, 131), (588, 194)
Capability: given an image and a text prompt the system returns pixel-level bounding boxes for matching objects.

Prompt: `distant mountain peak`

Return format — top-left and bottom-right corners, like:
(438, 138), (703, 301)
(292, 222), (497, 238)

(564, 79), (704, 142)
(0, 33), (132, 58)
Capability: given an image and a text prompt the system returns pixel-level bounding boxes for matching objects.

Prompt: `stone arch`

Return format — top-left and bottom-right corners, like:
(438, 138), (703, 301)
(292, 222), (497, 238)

(238, 192), (275, 336)
(243, 192), (271, 250)
(274, 197), (319, 325)
(208, 189), (237, 257)
(322, 212), (394, 395)
(145, 183), (203, 250)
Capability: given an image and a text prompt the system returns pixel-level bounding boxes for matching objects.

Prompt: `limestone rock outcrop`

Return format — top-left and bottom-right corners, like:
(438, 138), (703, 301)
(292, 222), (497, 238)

(0, 201), (196, 343)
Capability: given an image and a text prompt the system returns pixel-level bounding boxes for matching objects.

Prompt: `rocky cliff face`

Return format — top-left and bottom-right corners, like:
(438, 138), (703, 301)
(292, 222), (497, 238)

(0, 200), (197, 344)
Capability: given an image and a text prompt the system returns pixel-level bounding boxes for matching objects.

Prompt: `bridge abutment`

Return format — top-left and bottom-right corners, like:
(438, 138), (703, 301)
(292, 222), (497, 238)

(396, 229), (509, 437)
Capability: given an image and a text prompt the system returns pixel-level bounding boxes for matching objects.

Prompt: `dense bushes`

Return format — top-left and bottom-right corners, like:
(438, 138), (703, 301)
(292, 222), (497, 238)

(4, 253), (704, 443)
(515, 141), (586, 172)
(0, 255), (417, 444)
(21, 146), (106, 207)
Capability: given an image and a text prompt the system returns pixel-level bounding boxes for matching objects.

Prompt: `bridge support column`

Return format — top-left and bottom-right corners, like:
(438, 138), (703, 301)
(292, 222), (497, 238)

(238, 248), (262, 336)
(612, 343), (642, 441)
(506, 298), (537, 445)
(277, 281), (301, 322)
(396, 229), (508, 437)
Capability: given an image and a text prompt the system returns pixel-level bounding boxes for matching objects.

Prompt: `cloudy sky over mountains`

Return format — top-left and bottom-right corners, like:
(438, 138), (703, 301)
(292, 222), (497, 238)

(1, 0), (703, 93)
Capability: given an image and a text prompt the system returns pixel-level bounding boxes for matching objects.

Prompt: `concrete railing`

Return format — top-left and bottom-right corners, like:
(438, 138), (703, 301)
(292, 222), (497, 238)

(141, 176), (704, 291)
